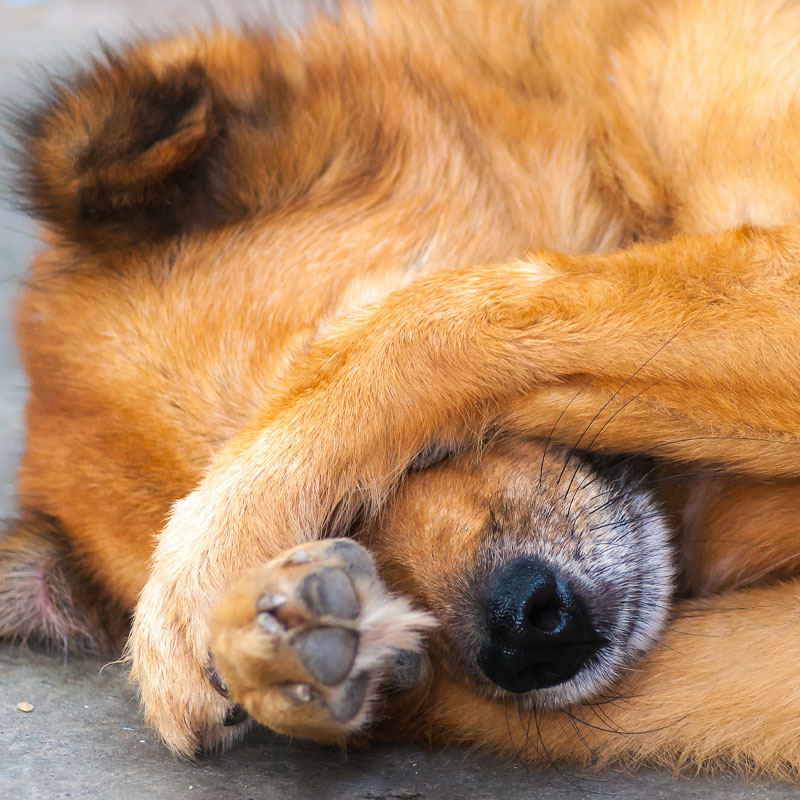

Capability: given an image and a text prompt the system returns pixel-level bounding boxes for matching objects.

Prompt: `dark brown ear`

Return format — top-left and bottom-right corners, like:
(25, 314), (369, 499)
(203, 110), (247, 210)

(15, 49), (228, 245)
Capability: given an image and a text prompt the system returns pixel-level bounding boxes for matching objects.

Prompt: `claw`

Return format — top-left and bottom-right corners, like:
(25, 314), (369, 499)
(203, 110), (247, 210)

(257, 593), (287, 611)
(256, 593), (288, 634)
(256, 610), (285, 635)
(223, 704), (249, 726)
(205, 657), (231, 698)
(283, 683), (314, 704)
(285, 550), (312, 565)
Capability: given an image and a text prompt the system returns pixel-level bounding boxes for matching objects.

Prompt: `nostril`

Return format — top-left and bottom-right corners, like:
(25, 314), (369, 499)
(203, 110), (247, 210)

(485, 557), (566, 644)
(525, 595), (563, 634)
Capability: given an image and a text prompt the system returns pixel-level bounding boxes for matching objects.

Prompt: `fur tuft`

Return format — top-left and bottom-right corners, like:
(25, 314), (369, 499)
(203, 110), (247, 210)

(0, 512), (127, 655)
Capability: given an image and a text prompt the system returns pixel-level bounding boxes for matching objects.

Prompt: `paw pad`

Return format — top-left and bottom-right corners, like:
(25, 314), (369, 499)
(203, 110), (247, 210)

(294, 626), (358, 685)
(300, 567), (359, 619)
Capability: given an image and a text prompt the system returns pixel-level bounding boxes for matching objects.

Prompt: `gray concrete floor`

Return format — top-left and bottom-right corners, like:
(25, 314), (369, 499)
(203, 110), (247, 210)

(0, 1), (797, 797)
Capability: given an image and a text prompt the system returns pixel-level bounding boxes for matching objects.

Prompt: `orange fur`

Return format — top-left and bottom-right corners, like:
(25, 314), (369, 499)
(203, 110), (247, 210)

(6, 0), (800, 775)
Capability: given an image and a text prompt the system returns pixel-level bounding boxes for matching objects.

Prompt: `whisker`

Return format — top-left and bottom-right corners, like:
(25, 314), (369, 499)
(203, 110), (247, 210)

(638, 434), (800, 459)
(503, 698), (515, 759)
(588, 701), (630, 737)
(582, 467), (713, 517)
(564, 708), (595, 759)
(674, 605), (762, 618)
(571, 456), (716, 503)
(555, 312), (705, 492)
(515, 698), (533, 771)
(530, 702), (595, 793)
(564, 707), (686, 737)
(569, 434), (800, 510)
(662, 626), (737, 638)
(592, 689), (648, 706)
(538, 351), (625, 487)
(585, 510), (672, 533)
(563, 370), (680, 513)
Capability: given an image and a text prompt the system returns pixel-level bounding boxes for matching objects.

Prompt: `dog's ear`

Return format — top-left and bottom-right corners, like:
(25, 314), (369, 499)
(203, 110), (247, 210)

(15, 33), (384, 249)
(16, 48), (229, 245)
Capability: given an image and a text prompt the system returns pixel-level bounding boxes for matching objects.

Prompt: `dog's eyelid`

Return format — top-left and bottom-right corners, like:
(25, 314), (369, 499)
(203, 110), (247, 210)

(407, 442), (456, 471)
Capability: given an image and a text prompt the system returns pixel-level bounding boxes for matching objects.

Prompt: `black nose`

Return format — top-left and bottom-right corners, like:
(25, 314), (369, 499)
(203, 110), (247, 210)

(478, 558), (601, 693)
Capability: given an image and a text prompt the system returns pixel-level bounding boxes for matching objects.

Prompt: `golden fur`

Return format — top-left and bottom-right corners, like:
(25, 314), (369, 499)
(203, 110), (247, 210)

(5, 0), (800, 777)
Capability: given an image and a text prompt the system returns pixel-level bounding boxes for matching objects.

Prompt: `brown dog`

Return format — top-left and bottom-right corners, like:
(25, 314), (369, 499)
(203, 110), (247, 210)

(5, 0), (800, 776)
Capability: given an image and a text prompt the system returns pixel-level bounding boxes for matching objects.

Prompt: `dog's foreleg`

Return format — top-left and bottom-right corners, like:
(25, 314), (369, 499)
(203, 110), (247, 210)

(130, 223), (800, 755)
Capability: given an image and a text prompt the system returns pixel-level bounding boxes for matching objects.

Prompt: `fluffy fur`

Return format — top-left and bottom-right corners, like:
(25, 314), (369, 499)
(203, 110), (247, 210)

(5, 0), (800, 777)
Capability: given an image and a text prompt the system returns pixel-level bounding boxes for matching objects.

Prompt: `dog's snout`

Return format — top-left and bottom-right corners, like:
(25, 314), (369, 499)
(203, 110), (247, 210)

(478, 557), (601, 693)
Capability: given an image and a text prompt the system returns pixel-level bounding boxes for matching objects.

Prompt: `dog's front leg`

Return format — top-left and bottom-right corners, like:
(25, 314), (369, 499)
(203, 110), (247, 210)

(130, 224), (800, 755)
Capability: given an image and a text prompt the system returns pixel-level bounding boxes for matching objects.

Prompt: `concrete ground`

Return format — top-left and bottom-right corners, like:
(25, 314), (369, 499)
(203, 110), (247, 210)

(0, 1), (796, 797)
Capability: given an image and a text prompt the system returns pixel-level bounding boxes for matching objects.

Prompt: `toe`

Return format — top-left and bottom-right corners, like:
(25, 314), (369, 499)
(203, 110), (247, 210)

(387, 649), (423, 693)
(328, 673), (370, 722)
(300, 566), (360, 619)
(331, 539), (375, 577)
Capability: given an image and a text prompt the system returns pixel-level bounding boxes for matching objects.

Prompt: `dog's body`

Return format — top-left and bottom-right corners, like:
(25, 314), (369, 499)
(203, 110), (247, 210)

(5, 0), (800, 776)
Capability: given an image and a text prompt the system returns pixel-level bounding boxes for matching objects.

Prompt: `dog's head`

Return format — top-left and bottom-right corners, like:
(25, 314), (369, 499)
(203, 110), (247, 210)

(370, 438), (675, 708)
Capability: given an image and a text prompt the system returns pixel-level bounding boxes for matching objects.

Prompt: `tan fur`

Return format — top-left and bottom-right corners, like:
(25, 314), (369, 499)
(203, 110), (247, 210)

(7, 0), (800, 775)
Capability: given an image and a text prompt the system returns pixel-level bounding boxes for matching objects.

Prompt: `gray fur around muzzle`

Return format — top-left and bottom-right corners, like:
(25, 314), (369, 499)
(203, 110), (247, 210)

(438, 451), (675, 708)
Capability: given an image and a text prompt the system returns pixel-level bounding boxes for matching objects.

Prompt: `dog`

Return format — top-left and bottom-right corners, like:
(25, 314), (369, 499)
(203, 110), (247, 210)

(4, 0), (800, 776)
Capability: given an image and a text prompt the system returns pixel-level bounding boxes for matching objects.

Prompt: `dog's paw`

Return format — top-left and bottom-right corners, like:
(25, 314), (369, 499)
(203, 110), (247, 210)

(208, 539), (436, 744)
